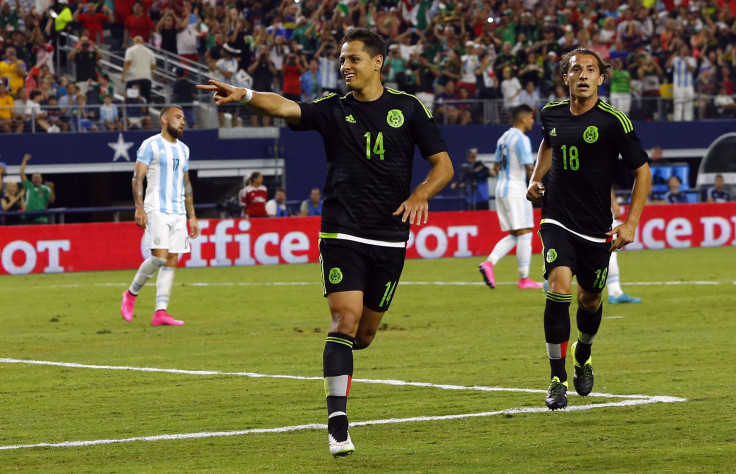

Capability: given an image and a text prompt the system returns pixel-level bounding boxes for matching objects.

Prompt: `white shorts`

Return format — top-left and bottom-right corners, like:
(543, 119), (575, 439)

(145, 211), (190, 254)
(496, 196), (534, 232)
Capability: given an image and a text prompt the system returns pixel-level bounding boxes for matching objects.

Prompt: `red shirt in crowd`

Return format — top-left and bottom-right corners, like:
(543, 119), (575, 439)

(239, 185), (268, 217)
(125, 14), (155, 41)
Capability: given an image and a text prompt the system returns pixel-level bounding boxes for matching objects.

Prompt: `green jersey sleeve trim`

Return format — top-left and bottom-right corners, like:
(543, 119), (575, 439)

(313, 93), (337, 103)
(386, 87), (433, 118)
(543, 99), (570, 109)
(597, 101), (633, 133)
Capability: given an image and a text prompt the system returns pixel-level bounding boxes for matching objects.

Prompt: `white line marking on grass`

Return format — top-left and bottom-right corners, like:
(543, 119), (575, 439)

(0, 358), (683, 402)
(20, 279), (732, 290)
(0, 396), (686, 451)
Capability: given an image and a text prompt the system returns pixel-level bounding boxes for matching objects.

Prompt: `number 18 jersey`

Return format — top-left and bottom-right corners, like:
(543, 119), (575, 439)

(540, 99), (648, 238)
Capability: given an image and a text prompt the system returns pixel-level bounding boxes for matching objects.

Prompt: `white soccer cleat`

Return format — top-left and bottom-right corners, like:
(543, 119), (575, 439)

(328, 432), (355, 457)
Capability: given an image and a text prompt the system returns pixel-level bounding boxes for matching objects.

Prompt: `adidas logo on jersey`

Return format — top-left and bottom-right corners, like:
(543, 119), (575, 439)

(549, 128), (557, 136)
(345, 115), (356, 124)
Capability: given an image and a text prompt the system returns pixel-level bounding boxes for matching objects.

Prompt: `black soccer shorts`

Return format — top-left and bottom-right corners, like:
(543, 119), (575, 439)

(319, 238), (406, 312)
(538, 223), (611, 293)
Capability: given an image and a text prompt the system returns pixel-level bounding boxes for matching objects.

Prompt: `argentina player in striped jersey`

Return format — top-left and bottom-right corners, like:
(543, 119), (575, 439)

(120, 106), (200, 326)
(198, 28), (454, 456)
(526, 48), (651, 410)
(479, 104), (543, 291)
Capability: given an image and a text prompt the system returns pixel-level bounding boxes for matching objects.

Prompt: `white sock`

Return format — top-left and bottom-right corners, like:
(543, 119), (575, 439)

(607, 251), (622, 297)
(129, 257), (166, 295)
(155, 266), (176, 312)
(516, 233), (533, 279)
(488, 235), (518, 265)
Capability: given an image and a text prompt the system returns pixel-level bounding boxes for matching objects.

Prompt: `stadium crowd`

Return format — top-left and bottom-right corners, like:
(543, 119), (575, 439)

(1, 0), (736, 132)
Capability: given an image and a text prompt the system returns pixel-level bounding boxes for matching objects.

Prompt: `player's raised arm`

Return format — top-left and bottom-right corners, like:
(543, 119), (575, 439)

(196, 79), (303, 126)
(526, 138), (552, 202)
(393, 151), (454, 225)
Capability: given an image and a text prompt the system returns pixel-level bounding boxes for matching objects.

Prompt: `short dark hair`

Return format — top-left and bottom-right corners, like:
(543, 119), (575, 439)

(160, 105), (182, 121)
(510, 104), (534, 123)
(341, 28), (386, 62)
(558, 48), (609, 79)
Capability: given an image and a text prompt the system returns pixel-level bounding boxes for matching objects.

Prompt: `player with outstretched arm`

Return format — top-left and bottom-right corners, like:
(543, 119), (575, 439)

(198, 28), (454, 456)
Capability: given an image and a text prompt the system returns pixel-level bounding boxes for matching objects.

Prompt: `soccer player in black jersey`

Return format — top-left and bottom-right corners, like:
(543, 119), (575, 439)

(197, 28), (454, 455)
(526, 48), (651, 410)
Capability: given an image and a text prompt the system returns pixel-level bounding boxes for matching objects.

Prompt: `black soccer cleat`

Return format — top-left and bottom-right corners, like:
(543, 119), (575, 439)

(571, 341), (594, 396)
(545, 377), (568, 410)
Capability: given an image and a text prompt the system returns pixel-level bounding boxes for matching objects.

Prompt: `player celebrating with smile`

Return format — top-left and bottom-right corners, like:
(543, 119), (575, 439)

(197, 28), (454, 456)
(526, 49), (651, 410)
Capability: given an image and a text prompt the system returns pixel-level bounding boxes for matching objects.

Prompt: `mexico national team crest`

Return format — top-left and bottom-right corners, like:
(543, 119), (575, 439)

(329, 267), (343, 284)
(546, 248), (557, 263)
(386, 109), (404, 128)
(583, 126), (599, 143)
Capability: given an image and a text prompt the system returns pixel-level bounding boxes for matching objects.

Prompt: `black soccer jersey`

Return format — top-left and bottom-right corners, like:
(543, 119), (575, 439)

(540, 99), (649, 238)
(292, 88), (448, 242)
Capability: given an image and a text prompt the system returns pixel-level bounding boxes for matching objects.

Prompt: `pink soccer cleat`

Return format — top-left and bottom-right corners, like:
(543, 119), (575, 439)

(518, 278), (544, 289)
(151, 310), (185, 326)
(121, 290), (137, 322)
(479, 261), (496, 289)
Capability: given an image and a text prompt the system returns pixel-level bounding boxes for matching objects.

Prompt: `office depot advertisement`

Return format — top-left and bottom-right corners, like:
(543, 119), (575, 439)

(1, 203), (734, 275)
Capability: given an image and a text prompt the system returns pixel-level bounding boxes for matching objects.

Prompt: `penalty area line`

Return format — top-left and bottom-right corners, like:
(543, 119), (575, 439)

(0, 396), (686, 451)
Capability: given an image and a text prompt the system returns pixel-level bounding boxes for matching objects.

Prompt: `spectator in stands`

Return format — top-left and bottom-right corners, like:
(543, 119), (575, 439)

(707, 175), (731, 203)
(518, 80), (541, 113)
(282, 51), (305, 102)
(74, 2), (113, 45)
(0, 81), (22, 133)
(314, 40), (340, 95)
(696, 67), (717, 118)
(300, 58), (322, 101)
(67, 36), (102, 94)
(172, 67), (196, 128)
(667, 40), (697, 121)
(239, 171), (268, 218)
(70, 93), (98, 132)
(719, 66), (734, 96)
(0, 1), (20, 35)
(0, 46), (27, 95)
(457, 41), (480, 96)
(123, 1), (155, 47)
(45, 95), (64, 132)
(450, 147), (492, 211)
(500, 66), (522, 113)
(58, 82), (77, 130)
(44, 0), (73, 41)
(23, 89), (50, 132)
(155, 9), (178, 55)
(384, 44), (405, 90)
(19, 153), (55, 223)
(266, 188), (292, 217)
(121, 36), (156, 103)
(714, 84), (736, 117)
(175, 0), (200, 63)
(300, 187), (322, 216)
(247, 47), (277, 126)
(637, 54), (663, 120)
(89, 74), (115, 104)
(1, 180), (25, 225)
(124, 84), (151, 130)
(609, 57), (632, 114)
(99, 93), (121, 131)
(659, 175), (689, 204)
(434, 80), (462, 125)
(436, 48), (462, 95)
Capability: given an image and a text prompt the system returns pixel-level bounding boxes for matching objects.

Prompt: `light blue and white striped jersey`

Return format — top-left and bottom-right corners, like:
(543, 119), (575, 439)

(493, 127), (534, 198)
(672, 56), (696, 88)
(137, 134), (190, 215)
(318, 56), (339, 90)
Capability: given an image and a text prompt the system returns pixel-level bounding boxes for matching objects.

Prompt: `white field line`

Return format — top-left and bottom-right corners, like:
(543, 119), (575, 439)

(11, 279), (734, 290)
(0, 358), (687, 451)
(0, 397), (686, 451)
(0, 358), (680, 401)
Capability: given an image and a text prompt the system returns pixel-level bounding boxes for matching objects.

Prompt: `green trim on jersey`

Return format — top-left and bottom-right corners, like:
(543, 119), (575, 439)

(386, 87), (433, 118)
(314, 93), (337, 103)
(543, 99), (570, 109)
(597, 101), (633, 133)
(320, 232), (339, 239)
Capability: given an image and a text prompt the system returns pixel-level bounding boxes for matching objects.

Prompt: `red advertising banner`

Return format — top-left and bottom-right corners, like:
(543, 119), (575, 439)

(1, 203), (734, 275)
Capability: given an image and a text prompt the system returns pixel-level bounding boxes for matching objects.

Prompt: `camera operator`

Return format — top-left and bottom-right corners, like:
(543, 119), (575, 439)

(68, 35), (102, 93)
(247, 47), (278, 126)
(451, 147), (494, 210)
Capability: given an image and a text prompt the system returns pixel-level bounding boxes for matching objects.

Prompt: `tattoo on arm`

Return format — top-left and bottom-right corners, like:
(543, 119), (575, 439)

(132, 171), (145, 208)
(184, 182), (196, 218)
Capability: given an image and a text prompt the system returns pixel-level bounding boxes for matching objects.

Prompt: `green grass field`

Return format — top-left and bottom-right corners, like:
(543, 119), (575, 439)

(1, 247), (734, 472)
